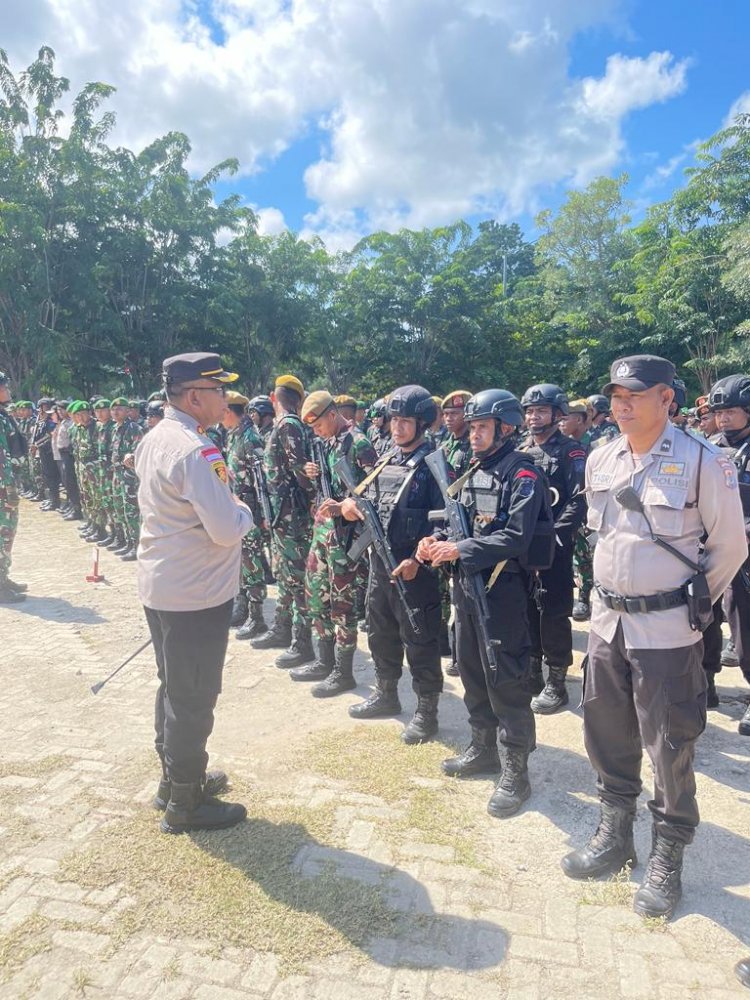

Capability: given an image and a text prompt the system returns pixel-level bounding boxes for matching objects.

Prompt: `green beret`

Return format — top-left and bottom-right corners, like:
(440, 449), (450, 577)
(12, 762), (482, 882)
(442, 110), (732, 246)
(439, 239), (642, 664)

(93, 398), (111, 410)
(111, 396), (129, 406)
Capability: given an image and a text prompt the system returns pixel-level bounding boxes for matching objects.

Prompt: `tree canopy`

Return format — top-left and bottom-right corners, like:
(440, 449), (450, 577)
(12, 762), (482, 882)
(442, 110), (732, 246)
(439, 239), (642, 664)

(1, 47), (748, 402)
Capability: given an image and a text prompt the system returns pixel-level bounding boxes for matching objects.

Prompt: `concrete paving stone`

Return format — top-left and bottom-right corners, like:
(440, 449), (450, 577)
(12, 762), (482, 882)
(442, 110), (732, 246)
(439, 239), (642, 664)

(465, 907), (541, 937)
(656, 957), (730, 988)
(179, 952), (243, 986)
(192, 987), (251, 1000)
(239, 952), (280, 994)
(311, 979), (385, 1000)
(28, 877), (88, 902)
(618, 952), (653, 998)
(21, 857), (61, 875)
(580, 924), (615, 967)
(389, 967), (430, 999)
(50, 928), (112, 955)
(397, 842), (455, 864)
(616, 928), (686, 958)
(0, 775), (39, 788)
(0, 875), (35, 909)
(543, 896), (580, 941)
(509, 935), (579, 966)
(270, 975), (313, 999)
(0, 893), (40, 933)
(38, 899), (101, 926)
(346, 819), (375, 851)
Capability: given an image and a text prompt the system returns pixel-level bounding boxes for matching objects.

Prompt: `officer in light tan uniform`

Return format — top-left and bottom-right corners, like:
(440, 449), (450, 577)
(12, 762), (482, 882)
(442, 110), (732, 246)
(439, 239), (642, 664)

(136, 352), (253, 835)
(562, 355), (747, 921)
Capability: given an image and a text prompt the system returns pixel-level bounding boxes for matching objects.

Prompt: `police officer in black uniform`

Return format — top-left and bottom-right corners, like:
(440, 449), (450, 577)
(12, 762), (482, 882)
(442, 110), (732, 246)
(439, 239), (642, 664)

(419, 390), (548, 817)
(248, 395), (275, 443)
(341, 385), (445, 744)
(587, 394), (620, 447)
(520, 384), (587, 713)
(708, 374), (750, 735)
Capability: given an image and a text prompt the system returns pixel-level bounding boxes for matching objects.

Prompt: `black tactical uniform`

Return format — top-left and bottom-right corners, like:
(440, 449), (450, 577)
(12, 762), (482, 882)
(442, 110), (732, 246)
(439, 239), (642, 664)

(709, 375), (750, 735)
(348, 386), (445, 744)
(521, 384), (587, 713)
(439, 390), (548, 819)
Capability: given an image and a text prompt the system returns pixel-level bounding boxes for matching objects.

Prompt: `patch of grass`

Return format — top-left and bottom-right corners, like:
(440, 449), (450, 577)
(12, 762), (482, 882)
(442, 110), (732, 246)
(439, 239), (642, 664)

(579, 864), (634, 907)
(72, 966), (93, 994)
(0, 914), (51, 983)
(161, 957), (181, 980)
(642, 915), (668, 933)
(307, 726), (456, 802)
(0, 755), (68, 780)
(59, 788), (401, 974)
(307, 727), (499, 876)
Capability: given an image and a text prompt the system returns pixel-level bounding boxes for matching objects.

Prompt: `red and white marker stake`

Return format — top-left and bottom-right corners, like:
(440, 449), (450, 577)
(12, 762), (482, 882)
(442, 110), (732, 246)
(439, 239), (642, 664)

(86, 545), (105, 583)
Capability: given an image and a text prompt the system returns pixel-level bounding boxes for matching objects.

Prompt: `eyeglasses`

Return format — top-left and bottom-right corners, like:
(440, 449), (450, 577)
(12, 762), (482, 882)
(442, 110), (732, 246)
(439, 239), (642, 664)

(189, 385), (227, 396)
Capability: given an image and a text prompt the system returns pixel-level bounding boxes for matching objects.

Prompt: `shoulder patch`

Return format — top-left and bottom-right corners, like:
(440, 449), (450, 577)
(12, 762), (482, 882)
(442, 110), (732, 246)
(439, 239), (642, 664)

(568, 448), (587, 460)
(515, 468), (538, 480)
(716, 456), (738, 490)
(201, 445), (228, 484)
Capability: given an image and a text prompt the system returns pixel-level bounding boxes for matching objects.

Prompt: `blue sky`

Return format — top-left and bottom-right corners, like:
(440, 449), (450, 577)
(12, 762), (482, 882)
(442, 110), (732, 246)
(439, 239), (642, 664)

(5, 0), (748, 248)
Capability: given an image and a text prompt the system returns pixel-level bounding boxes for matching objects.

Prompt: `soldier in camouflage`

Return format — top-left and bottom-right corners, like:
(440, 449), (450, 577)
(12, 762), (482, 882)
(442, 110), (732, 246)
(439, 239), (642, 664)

(587, 394), (620, 447)
(0, 372), (28, 603)
(251, 375), (316, 668)
(291, 391), (378, 696)
(88, 399), (115, 544)
(71, 402), (101, 541)
(221, 391), (268, 640)
(366, 399), (392, 457)
(110, 397), (143, 561)
(560, 399), (595, 622)
(248, 395), (274, 444)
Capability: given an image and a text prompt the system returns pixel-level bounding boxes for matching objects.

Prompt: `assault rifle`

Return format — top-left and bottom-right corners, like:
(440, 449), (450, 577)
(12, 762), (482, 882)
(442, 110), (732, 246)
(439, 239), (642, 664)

(334, 454), (422, 635)
(425, 448), (503, 681)
(251, 450), (273, 528)
(311, 436), (334, 501)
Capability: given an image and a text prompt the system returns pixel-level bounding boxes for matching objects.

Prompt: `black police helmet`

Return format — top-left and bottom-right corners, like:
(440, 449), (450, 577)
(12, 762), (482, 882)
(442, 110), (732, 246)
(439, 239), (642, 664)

(386, 385), (437, 424)
(587, 394), (610, 415)
(0, 371), (8, 386)
(521, 383), (569, 416)
(709, 375), (750, 411)
(465, 389), (524, 427)
(146, 401), (164, 418)
(671, 377), (687, 410)
(248, 394), (274, 418)
(369, 398), (387, 418)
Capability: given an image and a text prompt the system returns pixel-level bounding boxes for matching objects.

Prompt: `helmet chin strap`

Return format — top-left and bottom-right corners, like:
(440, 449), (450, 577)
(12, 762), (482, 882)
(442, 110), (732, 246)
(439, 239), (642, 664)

(724, 420), (750, 445)
(400, 420), (425, 449)
(474, 423), (510, 460)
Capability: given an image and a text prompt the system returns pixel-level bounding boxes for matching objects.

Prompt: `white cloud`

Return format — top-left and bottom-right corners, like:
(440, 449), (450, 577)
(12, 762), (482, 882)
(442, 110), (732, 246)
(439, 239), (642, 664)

(725, 91), (750, 127)
(255, 205), (287, 236)
(4, 0), (690, 248)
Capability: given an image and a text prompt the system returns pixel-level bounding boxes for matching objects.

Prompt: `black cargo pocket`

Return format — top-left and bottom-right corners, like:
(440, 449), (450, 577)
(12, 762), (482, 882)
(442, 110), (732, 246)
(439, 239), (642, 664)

(664, 668), (707, 750)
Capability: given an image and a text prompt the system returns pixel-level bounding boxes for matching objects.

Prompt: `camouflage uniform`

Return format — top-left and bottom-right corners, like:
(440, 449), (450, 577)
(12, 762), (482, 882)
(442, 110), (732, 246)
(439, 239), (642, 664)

(442, 430), (472, 477)
(72, 419), (99, 523)
(265, 413), (315, 628)
(306, 427), (377, 650)
(0, 406), (21, 582)
(112, 418), (143, 546)
(226, 415), (267, 606)
(93, 418), (115, 529)
(367, 424), (393, 458)
(589, 420), (620, 448)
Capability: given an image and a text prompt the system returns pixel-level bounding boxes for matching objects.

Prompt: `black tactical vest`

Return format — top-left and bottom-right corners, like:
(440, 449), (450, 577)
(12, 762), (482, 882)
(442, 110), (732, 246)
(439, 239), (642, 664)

(369, 444), (431, 548)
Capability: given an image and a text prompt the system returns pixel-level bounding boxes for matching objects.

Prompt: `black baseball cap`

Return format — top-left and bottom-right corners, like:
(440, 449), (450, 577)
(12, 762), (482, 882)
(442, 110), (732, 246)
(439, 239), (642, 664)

(603, 355), (676, 395)
(162, 352), (238, 386)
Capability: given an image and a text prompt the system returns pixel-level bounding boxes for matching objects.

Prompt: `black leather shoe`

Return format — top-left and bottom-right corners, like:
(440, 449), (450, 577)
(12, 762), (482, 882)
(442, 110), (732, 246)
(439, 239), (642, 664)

(249, 621), (292, 649)
(739, 703), (750, 737)
(274, 625), (315, 669)
(487, 748), (531, 818)
(572, 598), (591, 622)
(442, 727), (501, 777)
(721, 640), (739, 667)
(235, 602), (267, 641)
(349, 680), (401, 719)
(0, 583), (26, 604)
(5, 579), (28, 593)
(120, 547), (137, 562)
(562, 803), (637, 879)
(633, 832), (683, 920)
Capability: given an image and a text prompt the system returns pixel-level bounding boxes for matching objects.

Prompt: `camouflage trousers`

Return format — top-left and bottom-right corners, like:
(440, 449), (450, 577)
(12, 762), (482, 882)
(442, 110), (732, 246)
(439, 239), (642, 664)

(30, 452), (43, 495)
(0, 481), (19, 579)
(112, 468), (140, 544)
(77, 463), (98, 522)
(573, 527), (593, 601)
(306, 520), (368, 650)
(272, 513), (312, 628)
(96, 473), (114, 527)
(240, 525), (267, 604)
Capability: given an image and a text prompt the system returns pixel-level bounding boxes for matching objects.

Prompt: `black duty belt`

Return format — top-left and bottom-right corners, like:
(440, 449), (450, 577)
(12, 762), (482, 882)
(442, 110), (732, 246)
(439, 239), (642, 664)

(594, 585), (686, 614)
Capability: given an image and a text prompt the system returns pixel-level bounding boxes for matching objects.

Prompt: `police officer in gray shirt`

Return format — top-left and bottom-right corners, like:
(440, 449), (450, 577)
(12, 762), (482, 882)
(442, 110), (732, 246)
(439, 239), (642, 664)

(562, 355), (747, 920)
(136, 352), (253, 835)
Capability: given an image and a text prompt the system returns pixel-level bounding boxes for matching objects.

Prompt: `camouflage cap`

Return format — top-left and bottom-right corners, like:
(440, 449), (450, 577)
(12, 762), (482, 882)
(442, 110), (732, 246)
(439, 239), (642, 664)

(275, 374), (304, 397)
(441, 390), (471, 410)
(302, 390), (335, 424)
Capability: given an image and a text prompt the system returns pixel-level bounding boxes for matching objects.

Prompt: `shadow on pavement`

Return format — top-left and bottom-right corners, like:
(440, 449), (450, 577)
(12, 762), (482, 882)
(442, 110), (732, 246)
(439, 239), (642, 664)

(198, 817), (507, 970)
(12, 595), (107, 625)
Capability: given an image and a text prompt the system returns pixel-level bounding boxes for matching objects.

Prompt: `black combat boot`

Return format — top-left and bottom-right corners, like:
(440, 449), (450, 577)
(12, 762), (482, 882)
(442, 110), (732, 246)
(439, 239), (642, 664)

(248, 616), (292, 649)
(113, 537), (131, 555)
(312, 646), (357, 698)
(154, 769), (229, 811)
(349, 678), (401, 719)
(63, 507), (83, 521)
(531, 663), (569, 714)
(705, 672), (719, 709)
(236, 602), (267, 641)
(735, 958), (750, 989)
(561, 803), (637, 879)
(290, 637), (335, 681)
(487, 747), (531, 818)
(0, 581), (26, 604)
(120, 546), (137, 562)
(78, 520), (93, 534)
(160, 780), (246, 834)
(721, 639), (739, 667)
(230, 593), (249, 627)
(442, 726), (501, 778)
(105, 528), (125, 550)
(86, 526), (108, 544)
(402, 693), (440, 744)
(572, 597), (591, 622)
(633, 829), (684, 920)
(527, 656), (544, 696)
(274, 624), (315, 669)
(739, 702), (750, 737)
(5, 578), (28, 593)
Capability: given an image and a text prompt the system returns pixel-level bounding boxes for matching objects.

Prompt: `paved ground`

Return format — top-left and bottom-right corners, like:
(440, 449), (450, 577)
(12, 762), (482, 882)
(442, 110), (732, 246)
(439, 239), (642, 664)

(1, 500), (750, 1000)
